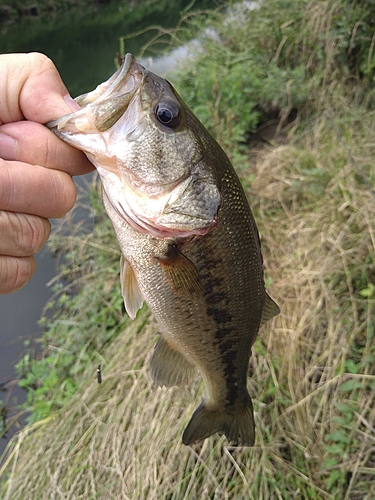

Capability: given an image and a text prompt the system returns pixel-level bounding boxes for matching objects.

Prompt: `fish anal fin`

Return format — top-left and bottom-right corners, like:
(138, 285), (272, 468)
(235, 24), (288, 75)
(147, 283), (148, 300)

(260, 293), (280, 326)
(150, 335), (196, 387)
(120, 255), (144, 319)
(182, 394), (255, 447)
(156, 245), (202, 297)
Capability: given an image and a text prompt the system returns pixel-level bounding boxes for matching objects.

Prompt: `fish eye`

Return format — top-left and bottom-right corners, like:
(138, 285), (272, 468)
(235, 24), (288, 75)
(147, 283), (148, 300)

(155, 101), (181, 128)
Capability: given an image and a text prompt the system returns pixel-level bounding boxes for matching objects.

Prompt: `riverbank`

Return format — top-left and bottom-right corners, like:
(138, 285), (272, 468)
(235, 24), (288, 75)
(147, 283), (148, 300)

(1, 0), (375, 498)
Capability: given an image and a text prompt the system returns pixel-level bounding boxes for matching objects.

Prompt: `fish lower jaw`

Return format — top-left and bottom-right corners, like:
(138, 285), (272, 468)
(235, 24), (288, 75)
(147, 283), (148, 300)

(107, 191), (215, 238)
(123, 209), (215, 239)
(152, 223), (212, 239)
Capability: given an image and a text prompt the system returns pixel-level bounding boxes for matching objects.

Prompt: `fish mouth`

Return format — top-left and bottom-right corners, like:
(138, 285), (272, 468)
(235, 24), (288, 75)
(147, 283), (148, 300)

(47, 54), (144, 134)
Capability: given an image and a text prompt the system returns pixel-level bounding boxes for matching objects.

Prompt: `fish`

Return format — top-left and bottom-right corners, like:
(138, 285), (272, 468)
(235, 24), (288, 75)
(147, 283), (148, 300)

(46, 53), (279, 446)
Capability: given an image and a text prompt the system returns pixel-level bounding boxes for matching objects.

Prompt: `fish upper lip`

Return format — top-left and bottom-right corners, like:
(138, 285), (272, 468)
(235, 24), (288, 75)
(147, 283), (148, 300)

(76, 54), (142, 107)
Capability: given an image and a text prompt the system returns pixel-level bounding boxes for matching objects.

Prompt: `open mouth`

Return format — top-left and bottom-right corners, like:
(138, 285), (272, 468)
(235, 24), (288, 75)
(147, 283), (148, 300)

(46, 54), (144, 134)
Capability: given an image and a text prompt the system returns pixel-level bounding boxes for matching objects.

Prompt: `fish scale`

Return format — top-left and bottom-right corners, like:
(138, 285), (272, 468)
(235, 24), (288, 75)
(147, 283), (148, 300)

(47, 53), (279, 446)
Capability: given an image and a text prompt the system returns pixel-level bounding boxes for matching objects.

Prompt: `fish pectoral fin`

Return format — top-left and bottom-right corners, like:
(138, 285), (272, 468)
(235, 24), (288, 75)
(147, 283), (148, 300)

(182, 395), (255, 447)
(156, 245), (202, 297)
(120, 255), (144, 319)
(150, 335), (196, 387)
(260, 293), (280, 326)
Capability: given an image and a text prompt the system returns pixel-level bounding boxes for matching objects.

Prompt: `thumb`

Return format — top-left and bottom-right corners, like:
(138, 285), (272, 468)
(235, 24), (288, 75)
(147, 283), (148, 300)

(0, 52), (79, 125)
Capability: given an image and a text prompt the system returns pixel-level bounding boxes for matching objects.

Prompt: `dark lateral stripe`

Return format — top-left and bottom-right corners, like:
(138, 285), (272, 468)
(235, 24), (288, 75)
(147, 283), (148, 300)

(199, 244), (242, 407)
(207, 306), (233, 325)
(207, 291), (227, 304)
(215, 326), (233, 340)
(207, 305), (240, 407)
(220, 348), (239, 407)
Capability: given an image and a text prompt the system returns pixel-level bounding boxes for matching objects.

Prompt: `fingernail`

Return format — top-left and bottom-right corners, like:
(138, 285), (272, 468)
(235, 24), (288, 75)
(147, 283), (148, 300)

(64, 94), (81, 112)
(0, 132), (17, 161)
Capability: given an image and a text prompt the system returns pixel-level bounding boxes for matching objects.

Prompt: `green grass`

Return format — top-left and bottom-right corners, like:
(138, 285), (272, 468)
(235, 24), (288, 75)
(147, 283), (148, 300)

(1, 0), (375, 498)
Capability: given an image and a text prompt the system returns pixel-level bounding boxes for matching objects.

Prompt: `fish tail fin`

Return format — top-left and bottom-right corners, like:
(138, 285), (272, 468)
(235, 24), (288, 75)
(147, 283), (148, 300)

(182, 396), (255, 447)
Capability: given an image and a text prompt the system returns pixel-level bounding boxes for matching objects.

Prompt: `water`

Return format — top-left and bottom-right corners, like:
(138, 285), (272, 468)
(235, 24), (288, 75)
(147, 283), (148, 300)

(0, 0), (217, 454)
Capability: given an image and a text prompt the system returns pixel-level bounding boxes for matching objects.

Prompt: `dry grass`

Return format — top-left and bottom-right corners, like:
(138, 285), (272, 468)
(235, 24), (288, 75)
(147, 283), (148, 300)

(1, 103), (375, 499)
(250, 108), (375, 499)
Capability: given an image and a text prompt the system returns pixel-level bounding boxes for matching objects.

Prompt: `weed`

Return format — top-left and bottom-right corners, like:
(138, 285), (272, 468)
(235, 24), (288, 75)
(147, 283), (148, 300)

(14, 175), (128, 424)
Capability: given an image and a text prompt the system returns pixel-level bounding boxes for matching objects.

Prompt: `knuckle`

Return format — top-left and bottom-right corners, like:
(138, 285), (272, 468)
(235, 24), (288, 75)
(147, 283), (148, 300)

(51, 170), (77, 216)
(0, 255), (36, 294)
(0, 211), (51, 256)
(20, 214), (51, 254)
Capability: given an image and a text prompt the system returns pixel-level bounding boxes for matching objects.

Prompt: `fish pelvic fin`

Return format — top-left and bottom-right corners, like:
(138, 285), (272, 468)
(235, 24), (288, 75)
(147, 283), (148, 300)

(120, 255), (144, 319)
(150, 335), (196, 387)
(260, 292), (280, 326)
(182, 396), (255, 447)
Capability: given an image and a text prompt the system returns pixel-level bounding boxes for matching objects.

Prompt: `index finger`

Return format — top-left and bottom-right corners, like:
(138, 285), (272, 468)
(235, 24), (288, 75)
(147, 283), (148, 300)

(0, 121), (94, 176)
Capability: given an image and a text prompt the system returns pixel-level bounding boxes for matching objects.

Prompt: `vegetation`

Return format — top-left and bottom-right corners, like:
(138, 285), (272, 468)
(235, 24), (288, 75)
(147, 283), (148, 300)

(1, 0), (375, 498)
(15, 179), (128, 424)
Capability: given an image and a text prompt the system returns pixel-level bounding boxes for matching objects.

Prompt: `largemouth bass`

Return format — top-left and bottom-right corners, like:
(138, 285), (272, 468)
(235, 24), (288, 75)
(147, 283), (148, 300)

(47, 54), (279, 446)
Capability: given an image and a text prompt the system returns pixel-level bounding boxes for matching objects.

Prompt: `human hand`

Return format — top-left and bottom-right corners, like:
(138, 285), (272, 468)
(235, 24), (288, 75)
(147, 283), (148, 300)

(0, 52), (94, 294)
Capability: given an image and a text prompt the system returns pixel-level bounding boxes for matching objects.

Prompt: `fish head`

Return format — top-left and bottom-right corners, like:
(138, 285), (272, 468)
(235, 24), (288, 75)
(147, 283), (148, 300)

(47, 54), (221, 238)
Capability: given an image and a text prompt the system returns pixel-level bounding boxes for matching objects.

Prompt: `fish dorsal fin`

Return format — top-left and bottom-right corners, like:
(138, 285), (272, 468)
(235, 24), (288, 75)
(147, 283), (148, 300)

(260, 293), (280, 326)
(157, 245), (202, 297)
(120, 255), (144, 319)
(150, 335), (196, 387)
